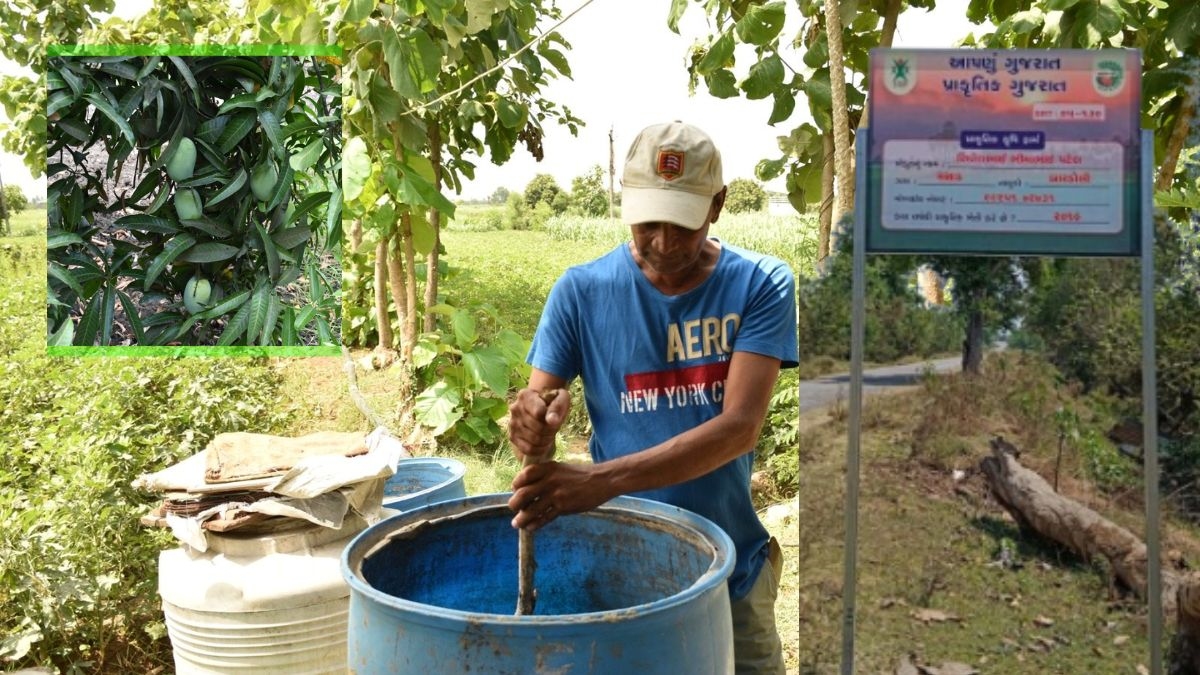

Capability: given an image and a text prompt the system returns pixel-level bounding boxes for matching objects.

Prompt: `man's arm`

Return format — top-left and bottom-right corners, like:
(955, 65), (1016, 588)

(508, 351), (781, 529)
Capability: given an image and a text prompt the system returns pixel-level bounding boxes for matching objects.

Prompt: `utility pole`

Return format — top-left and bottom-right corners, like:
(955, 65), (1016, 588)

(608, 126), (615, 219)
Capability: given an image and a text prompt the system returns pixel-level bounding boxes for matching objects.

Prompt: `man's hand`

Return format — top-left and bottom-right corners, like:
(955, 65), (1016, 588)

(507, 387), (570, 462)
(507, 461), (612, 530)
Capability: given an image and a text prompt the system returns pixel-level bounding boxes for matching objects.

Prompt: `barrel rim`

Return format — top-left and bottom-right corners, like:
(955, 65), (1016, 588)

(341, 493), (735, 628)
(382, 456), (466, 506)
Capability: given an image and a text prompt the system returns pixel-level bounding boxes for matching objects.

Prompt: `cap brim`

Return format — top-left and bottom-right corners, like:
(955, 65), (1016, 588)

(621, 187), (711, 230)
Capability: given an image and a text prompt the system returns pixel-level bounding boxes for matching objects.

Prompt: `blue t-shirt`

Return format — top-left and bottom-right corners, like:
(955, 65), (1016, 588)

(528, 240), (799, 599)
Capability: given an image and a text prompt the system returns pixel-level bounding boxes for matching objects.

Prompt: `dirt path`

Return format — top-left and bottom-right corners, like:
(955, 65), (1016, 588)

(800, 356), (961, 413)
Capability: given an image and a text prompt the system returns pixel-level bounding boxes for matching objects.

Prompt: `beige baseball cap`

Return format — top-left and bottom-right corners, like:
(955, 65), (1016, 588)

(621, 121), (724, 230)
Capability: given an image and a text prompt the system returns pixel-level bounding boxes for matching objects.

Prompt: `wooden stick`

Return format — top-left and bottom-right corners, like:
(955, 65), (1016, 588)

(516, 388), (559, 616)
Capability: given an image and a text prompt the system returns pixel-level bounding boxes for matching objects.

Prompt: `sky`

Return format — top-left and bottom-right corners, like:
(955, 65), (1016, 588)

(0, 0), (987, 204)
(457, 0), (991, 201)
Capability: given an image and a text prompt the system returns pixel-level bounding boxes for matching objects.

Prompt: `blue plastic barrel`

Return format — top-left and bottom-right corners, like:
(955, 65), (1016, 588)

(342, 494), (735, 675)
(382, 457), (466, 510)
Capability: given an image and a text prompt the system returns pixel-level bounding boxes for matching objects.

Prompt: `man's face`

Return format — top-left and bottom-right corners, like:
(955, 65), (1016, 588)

(630, 221), (711, 276)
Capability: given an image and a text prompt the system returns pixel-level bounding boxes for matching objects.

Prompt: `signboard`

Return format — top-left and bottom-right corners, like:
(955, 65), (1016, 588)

(866, 48), (1141, 255)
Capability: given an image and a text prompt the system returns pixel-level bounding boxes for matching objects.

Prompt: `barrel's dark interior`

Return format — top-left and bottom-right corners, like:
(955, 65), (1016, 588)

(359, 508), (714, 615)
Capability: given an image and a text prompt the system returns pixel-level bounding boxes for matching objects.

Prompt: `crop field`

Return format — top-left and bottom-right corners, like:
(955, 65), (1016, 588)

(3, 207), (46, 238)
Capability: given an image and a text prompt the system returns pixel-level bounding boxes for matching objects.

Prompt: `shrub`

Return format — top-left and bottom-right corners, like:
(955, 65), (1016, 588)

(725, 177), (766, 214)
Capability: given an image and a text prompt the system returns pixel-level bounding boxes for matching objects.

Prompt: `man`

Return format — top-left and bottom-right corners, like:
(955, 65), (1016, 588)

(507, 121), (798, 674)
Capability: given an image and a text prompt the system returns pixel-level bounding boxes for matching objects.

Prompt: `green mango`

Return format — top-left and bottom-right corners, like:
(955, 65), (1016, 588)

(174, 188), (203, 221)
(251, 162), (278, 201)
(183, 275), (211, 314)
(166, 137), (197, 181)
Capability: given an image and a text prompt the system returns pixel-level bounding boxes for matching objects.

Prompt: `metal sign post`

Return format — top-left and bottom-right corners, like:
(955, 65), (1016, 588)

(1140, 128), (1161, 672)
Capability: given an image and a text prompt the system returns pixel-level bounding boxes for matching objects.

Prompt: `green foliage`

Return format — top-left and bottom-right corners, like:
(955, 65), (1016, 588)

(800, 231), (959, 363)
(724, 177), (766, 214)
(760, 370), (799, 492)
(0, 240), (291, 672)
(488, 186), (510, 205)
(45, 55), (342, 346)
(568, 164), (608, 217)
(524, 173), (563, 211)
(413, 303), (531, 445)
(503, 191), (531, 231)
(0, 185), (29, 227)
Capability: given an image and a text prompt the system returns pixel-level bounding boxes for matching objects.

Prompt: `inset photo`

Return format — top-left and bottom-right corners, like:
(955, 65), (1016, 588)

(46, 53), (342, 347)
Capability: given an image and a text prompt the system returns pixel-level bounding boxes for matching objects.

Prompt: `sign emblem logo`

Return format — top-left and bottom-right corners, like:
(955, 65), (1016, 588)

(657, 150), (684, 180)
(883, 56), (917, 95)
(1094, 58), (1125, 97)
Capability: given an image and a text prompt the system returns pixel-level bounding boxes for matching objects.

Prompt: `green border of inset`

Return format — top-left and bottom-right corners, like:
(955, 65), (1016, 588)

(47, 346), (342, 357)
(48, 45), (342, 57)
(45, 46), (344, 356)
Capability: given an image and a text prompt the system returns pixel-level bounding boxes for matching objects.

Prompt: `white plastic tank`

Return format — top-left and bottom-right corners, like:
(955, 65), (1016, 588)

(158, 517), (368, 674)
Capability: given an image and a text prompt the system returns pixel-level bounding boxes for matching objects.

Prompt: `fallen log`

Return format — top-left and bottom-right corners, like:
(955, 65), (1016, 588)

(979, 436), (1179, 613)
(980, 436), (1200, 671)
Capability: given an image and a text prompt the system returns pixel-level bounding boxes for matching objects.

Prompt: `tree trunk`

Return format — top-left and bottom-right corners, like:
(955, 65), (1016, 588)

(817, 133), (835, 265)
(387, 234), (407, 350)
(980, 437), (1179, 614)
(424, 123), (442, 334)
(1156, 94), (1196, 191)
(962, 307), (984, 375)
(1170, 572), (1200, 674)
(856, 0), (901, 132)
(400, 212), (418, 364)
(350, 217), (363, 253)
(374, 236), (393, 351)
(823, 0), (854, 225)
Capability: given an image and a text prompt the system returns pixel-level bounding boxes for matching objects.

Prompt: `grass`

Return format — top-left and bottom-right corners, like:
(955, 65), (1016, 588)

(797, 352), (1189, 673)
(3, 207), (46, 238)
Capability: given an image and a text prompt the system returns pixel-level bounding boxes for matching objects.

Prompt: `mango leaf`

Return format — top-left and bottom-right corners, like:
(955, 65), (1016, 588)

(143, 233), (197, 290)
(117, 289), (145, 344)
(181, 218), (233, 239)
(216, 297), (253, 346)
(286, 190), (331, 227)
(463, 345), (510, 396)
(217, 110), (257, 153)
(735, 1), (786, 46)
(75, 292), (103, 346)
(100, 285), (116, 346)
(115, 214), (178, 234)
(196, 114), (229, 144)
(414, 381), (463, 436)
(217, 92), (260, 115)
(325, 186), (343, 246)
(343, 136), (371, 201)
(281, 306), (297, 344)
(289, 137), (324, 172)
(258, 110), (285, 159)
(256, 223), (281, 280)
(48, 232), (85, 248)
(246, 282), (272, 346)
(48, 318), (74, 346)
(195, 288), (250, 320)
(145, 185), (172, 215)
(82, 92), (135, 146)
(265, 166), (295, 212)
(167, 56), (201, 107)
(271, 225), (313, 250)
(180, 242), (240, 263)
(260, 294), (282, 346)
(206, 168), (247, 208)
(48, 262), (86, 298)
